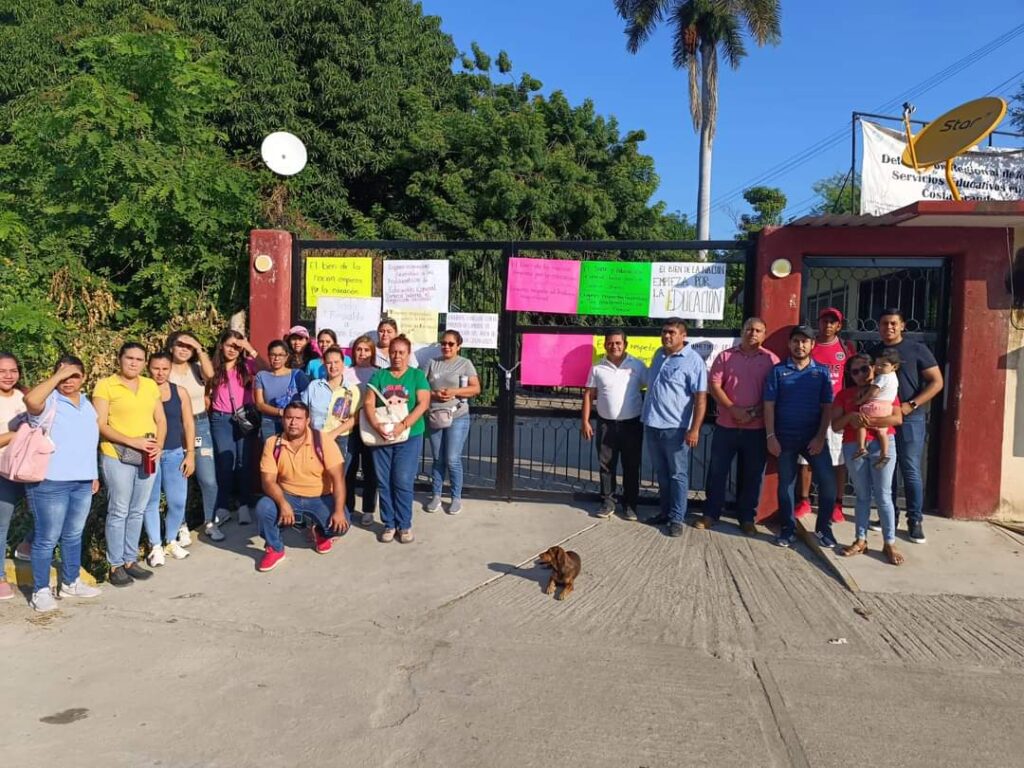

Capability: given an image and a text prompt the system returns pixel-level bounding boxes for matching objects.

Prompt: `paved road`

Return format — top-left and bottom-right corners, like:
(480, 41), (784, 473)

(1, 501), (1021, 766)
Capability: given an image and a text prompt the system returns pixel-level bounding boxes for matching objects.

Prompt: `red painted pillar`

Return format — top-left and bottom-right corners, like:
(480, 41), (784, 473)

(752, 228), (803, 522)
(248, 229), (293, 355)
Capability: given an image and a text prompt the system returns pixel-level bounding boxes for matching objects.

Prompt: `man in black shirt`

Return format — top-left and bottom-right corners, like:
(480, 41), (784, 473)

(869, 308), (944, 543)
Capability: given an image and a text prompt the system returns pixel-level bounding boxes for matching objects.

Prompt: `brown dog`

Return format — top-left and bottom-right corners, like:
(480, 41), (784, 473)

(536, 546), (581, 600)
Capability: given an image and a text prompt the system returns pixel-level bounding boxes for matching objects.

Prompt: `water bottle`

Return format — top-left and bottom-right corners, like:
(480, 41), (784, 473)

(458, 375), (469, 390)
(141, 433), (157, 476)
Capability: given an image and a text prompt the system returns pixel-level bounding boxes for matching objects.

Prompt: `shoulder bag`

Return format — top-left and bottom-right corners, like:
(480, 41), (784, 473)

(0, 403), (57, 482)
(359, 383), (410, 447)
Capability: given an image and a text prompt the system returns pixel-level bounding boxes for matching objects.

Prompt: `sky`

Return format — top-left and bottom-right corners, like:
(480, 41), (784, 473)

(418, 0), (1024, 238)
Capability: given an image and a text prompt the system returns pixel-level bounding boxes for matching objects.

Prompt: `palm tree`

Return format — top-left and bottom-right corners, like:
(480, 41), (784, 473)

(614, 1), (781, 245)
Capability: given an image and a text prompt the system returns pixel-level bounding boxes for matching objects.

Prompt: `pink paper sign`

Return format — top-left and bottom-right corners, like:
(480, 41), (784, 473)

(506, 257), (580, 314)
(520, 333), (595, 387)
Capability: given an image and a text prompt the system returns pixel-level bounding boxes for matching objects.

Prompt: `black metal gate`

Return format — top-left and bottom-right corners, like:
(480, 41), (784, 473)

(291, 239), (756, 502)
(800, 256), (951, 511)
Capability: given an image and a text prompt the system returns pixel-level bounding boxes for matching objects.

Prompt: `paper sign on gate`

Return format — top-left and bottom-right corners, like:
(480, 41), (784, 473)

(445, 312), (499, 349)
(686, 337), (739, 369)
(591, 335), (662, 368)
(315, 297), (383, 342)
(305, 257), (373, 308)
(649, 262), (727, 320)
(577, 261), (651, 316)
(506, 257), (580, 314)
(520, 334), (594, 387)
(383, 260), (449, 312)
(389, 309), (439, 346)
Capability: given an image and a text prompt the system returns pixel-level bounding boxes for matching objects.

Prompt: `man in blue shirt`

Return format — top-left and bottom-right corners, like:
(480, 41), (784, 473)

(763, 325), (837, 548)
(642, 318), (707, 537)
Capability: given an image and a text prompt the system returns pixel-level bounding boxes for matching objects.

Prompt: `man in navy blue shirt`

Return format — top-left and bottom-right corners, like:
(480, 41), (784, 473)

(642, 318), (708, 537)
(763, 325), (837, 548)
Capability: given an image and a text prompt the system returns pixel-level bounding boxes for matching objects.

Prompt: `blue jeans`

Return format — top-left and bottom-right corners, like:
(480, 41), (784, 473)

(0, 475), (24, 569)
(101, 455), (157, 567)
(26, 479), (93, 591)
(892, 415), (926, 525)
(260, 415), (282, 444)
(144, 448), (189, 546)
(843, 442), (898, 543)
(193, 414), (218, 524)
(374, 433), (423, 531)
(644, 426), (691, 524)
(335, 434), (351, 470)
(705, 426), (767, 524)
(428, 415), (471, 499)
(255, 492), (346, 552)
(345, 429), (377, 515)
(210, 411), (257, 510)
(776, 439), (837, 539)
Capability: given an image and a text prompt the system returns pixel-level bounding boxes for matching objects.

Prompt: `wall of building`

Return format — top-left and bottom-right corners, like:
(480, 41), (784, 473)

(999, 226), (1024, 521)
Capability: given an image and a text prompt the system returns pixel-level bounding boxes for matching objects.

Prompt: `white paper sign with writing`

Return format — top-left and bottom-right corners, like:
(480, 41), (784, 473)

(383, 259), (450, 312)
(649, 262), (727, 320)
(686, 337), (740, 370)
(445, 312), (499, 349)
(316, 297), (383, 342)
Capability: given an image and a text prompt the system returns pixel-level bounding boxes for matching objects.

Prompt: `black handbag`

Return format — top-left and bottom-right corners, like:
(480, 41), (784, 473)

(228, 381), (259, 436)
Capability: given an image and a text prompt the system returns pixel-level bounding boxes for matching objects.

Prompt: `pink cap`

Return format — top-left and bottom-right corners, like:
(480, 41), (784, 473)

(818, 307), (844, 324)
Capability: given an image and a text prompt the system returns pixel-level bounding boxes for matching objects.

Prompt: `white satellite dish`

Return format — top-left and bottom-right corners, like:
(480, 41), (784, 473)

(260, 132), (308, 176)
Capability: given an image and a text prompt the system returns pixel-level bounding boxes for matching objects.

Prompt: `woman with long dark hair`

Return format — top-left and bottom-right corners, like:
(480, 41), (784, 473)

(166, 331), (217, 545)
(254, 339), (310, 443)
(0, 351), (27, 601)
(207, 330), (262, 533)
(345, 335), (379, 526)
(94, 342), (167, 586)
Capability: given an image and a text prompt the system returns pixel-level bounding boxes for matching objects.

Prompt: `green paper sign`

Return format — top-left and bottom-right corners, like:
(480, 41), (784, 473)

(577, 261), (652, 316)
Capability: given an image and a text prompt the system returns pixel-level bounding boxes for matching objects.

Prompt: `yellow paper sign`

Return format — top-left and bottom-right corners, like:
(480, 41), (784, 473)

(389, 309), (440, 346)
(591, 335), (662, 368)
(306, 257), (373, 307)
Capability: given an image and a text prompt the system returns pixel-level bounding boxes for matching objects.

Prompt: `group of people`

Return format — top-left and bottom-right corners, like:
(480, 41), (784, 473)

(581, 307), (943, 563)
(0, 319), (482, 610)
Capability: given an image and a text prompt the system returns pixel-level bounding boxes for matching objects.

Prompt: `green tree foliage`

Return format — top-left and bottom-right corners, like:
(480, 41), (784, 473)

(737, 185), (786, 235)
(809, 171), (861, 216)
(0, 27), (258, 373)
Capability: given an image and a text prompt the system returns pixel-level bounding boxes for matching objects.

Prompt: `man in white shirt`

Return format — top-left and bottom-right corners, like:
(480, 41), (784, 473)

(581, 331), (649, 521)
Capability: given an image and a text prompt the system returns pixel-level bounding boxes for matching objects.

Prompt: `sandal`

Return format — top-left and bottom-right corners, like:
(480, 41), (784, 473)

(852, 448), (868, 460)
(883, 543), (905, 566)
(873, 455), (891, 469)
(839, 539), (868, 557)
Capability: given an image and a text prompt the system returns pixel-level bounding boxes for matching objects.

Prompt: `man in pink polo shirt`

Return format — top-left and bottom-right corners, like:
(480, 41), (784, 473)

(796, 307), (856, 523)
(695, 317), (779, 534)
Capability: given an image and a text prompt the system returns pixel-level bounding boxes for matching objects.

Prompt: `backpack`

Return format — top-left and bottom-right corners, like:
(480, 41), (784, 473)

(0, 404), (57, 483)
(272, 430), (325, 467)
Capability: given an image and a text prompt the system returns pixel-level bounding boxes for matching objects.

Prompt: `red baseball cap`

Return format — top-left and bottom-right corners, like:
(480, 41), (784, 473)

(818, 307), (844, 324)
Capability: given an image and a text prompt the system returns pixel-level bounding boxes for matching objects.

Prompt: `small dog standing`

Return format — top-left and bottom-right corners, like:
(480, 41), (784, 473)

(536, 546), (581, 601)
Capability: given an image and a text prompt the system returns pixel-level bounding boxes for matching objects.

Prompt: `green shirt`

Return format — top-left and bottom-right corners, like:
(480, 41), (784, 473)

(368, 367), (431, 437)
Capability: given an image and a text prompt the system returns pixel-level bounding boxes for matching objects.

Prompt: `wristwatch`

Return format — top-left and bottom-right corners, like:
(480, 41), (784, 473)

(908, 400), (919, 410)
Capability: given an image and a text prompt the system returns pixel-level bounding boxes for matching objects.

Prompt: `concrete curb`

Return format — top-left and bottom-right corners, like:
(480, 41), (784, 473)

(794, 519), (860, 593)
(4, 558), (98, 589)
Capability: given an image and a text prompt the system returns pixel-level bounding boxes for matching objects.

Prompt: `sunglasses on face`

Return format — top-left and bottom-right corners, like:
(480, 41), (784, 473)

(850, 365), (871, 375)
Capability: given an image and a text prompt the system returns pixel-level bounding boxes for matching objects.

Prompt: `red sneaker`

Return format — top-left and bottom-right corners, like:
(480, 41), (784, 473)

(311, 527), (333, 555)
(831, 503), (846, 523)
(794, 498), (812, 519)
(257, 547), (286, 572)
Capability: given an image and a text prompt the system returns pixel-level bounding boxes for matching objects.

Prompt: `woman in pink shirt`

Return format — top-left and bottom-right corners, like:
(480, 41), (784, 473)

(207, 330), (262, 537)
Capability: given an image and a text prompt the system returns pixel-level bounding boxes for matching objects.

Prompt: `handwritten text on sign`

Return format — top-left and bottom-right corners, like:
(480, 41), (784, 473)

(577, 261), (651, 316)
(506, 257), (580, 314)
(305, 257), (373, 308)
(649, 262), (727, 320)
(383, 260), (449, 312)
(445, 312), (499, 349)
(315, 297), (383, 341)
(389, 309), (439, 346)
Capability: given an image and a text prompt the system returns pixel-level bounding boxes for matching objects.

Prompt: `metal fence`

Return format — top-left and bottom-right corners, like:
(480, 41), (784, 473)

(291, 239), (756, 504)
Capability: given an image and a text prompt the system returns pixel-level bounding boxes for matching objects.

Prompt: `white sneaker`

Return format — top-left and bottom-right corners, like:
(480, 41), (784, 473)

(204, 522), (225, 542)
(60, 579), (102, 599)
(214, 508), (231, 525)
(147, 546), (166, 567)
(31, 588), (58, 613)
(237, 505), (252, 525)
(177, 524), (193, 547)
(165, 541), (190, 560)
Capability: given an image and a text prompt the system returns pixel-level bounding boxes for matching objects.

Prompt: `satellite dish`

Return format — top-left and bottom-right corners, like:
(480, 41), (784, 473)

(260, 132), (308, 176)
(900, 97), (1007, 200)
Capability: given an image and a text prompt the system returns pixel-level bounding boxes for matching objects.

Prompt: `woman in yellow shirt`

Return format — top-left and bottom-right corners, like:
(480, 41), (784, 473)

(93, 343), (167, 587)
